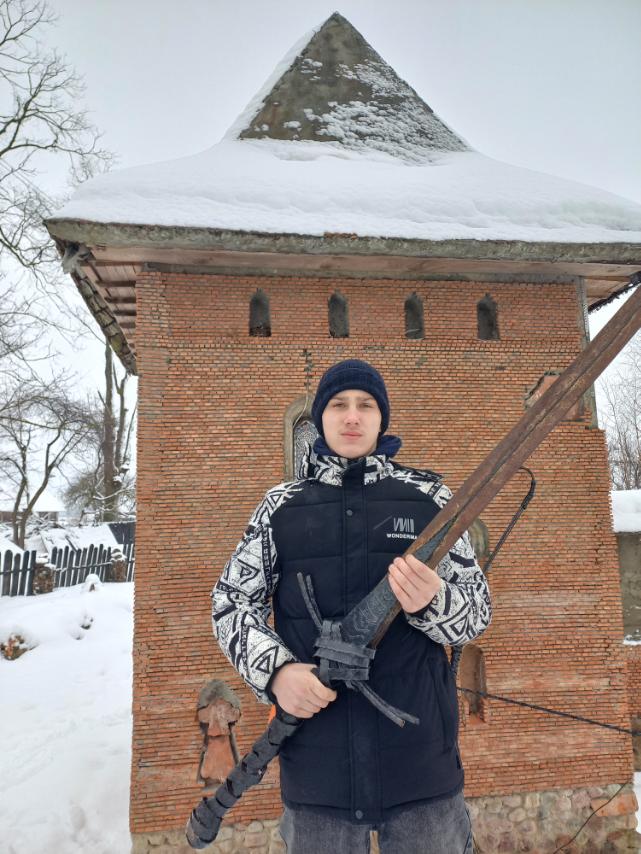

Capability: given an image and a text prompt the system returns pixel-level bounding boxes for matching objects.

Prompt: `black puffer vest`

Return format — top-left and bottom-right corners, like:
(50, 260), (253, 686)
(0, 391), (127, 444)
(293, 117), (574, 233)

(270, 451), (463, 823)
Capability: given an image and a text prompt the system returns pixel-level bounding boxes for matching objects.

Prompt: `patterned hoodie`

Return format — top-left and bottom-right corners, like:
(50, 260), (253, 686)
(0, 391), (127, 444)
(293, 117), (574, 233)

(212, 447), (491, 702)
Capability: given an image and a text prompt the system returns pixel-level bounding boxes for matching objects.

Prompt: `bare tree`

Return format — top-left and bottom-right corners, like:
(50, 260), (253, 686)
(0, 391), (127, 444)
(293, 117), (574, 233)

(0, 0), (111, 274)
(63, 339), (136, 523)
(0, 1), (129, 546)
(0, 0), (114, 412)
(0, 381), (93, 546)
(598, 334), (641, 489)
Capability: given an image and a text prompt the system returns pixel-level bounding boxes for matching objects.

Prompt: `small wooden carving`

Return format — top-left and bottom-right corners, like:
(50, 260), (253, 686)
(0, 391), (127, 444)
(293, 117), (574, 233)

(197, 680), (241, 785)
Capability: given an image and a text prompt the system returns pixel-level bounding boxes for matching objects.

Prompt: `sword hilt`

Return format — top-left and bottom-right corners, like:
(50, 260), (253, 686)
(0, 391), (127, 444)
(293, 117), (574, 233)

(298, 573), (419, 728)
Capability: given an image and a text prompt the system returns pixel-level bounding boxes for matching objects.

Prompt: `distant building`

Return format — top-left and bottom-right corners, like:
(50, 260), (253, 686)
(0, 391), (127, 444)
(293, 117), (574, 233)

(0, 490), (64, 526)
(47, 13), (641, 854)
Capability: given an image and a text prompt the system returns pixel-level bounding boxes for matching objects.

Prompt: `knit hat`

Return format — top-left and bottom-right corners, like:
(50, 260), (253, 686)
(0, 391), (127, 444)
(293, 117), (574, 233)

(311, 359), (390, 436)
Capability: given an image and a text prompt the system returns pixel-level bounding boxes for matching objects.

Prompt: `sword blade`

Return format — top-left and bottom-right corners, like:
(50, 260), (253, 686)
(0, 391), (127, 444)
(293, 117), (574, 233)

(341, 278), (641, 649)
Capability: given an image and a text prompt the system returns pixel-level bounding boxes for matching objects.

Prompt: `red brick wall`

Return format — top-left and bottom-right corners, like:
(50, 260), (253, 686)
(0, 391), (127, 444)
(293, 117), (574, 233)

(131, 271), (632, 833)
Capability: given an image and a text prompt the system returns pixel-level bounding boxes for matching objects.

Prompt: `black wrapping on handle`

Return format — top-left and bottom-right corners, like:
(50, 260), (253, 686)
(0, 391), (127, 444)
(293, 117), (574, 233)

(185, 706), (302, 849)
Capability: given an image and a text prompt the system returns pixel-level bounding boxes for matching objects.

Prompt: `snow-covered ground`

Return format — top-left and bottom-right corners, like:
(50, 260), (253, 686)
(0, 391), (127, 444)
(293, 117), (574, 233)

(1, 581), (641, 852)
(0, 581), (133, 854)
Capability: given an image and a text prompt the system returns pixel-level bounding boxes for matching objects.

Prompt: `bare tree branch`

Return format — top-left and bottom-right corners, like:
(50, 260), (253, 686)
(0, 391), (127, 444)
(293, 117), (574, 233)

(0, 376), (95, 545)
(598, 333), (641, 489)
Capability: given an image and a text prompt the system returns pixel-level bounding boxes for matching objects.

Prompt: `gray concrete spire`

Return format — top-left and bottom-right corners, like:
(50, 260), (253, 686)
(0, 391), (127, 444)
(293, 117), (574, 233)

(237, 12), (469, 161)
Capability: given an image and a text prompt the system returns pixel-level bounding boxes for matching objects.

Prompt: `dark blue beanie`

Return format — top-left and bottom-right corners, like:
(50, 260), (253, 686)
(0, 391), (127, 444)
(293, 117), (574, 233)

(311, 359), (390, 436)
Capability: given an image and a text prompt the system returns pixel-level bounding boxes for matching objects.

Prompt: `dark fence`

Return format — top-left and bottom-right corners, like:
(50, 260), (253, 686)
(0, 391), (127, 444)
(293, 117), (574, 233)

(108, 521), (136, 545)
(0, 541), (135, 597)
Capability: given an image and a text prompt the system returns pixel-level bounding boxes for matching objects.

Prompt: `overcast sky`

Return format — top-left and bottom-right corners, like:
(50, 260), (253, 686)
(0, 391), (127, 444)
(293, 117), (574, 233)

(45, 0), (641, 194)
(40, 0), (641, 380)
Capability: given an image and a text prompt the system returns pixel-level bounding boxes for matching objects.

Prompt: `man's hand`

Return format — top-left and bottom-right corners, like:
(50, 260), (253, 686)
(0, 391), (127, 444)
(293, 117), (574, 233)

(388, 554), (444, 615)
(270, 663), (338, 718)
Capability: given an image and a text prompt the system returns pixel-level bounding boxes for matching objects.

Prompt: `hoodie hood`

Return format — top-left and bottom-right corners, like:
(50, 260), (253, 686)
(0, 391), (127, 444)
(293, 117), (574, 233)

(298, 434), (402, 486)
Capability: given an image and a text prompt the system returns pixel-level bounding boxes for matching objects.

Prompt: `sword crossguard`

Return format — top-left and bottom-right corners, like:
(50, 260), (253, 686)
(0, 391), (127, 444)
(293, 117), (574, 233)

(297, 573), (419, 728)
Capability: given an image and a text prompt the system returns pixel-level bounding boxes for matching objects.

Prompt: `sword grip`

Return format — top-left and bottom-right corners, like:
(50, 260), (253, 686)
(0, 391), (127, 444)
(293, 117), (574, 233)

(312, 664), (332, 688)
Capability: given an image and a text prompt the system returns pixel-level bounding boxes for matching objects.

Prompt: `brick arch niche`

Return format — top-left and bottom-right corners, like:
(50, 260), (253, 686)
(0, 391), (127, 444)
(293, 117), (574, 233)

(283, 395), (317, 479)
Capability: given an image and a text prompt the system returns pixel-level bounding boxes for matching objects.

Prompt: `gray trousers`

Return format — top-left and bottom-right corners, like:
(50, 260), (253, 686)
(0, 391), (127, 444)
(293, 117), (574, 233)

(279, 792), (474, 854)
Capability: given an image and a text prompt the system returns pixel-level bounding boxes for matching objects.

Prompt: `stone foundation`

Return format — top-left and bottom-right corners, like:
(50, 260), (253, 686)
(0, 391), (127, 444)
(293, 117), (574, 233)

(131, 783), (641, 853)
(468, 783), (640, 853)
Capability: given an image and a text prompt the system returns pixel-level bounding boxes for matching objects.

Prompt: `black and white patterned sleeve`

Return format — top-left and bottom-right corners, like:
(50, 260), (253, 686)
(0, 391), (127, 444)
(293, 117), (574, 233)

(406, 482), (492, 645)
(211, 483), (301, 704)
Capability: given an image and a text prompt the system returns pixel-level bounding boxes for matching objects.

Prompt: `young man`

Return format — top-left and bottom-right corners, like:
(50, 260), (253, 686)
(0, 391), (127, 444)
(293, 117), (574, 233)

(212, 360), (491, 853)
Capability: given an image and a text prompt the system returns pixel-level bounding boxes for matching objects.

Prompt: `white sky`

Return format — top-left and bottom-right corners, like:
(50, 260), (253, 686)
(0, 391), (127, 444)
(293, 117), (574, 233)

(38, 0), (641, 381)
(45, 0), (641, 197)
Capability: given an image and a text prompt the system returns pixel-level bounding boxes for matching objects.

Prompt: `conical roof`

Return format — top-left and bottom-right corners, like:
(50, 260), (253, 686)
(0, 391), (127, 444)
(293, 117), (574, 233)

(48, 14), (641, 250)
(235, 12), (468, 161)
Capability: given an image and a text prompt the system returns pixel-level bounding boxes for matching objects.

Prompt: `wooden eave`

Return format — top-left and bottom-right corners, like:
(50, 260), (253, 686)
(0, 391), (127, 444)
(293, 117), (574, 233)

(46, 218), (641, 376)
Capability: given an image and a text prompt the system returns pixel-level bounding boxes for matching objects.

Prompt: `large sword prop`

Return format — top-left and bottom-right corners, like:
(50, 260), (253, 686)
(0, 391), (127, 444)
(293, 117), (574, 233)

(187, 277), (641, 849)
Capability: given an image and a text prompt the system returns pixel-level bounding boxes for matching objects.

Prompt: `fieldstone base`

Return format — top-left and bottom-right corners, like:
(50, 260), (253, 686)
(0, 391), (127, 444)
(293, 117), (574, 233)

(131, 783), (641, 853)
(468, 783), (640, 853)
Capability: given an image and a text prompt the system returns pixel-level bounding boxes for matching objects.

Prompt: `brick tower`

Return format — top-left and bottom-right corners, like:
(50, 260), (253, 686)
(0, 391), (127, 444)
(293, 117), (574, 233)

(47, 12), (641, 853)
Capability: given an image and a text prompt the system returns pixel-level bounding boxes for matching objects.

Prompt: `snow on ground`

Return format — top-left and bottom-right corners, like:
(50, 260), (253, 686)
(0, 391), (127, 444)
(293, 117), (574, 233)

(612, 489), (641, 533)
(54, 140), (641, 244)
(2, 580), (641, 851)
(0, 582), (133, 854)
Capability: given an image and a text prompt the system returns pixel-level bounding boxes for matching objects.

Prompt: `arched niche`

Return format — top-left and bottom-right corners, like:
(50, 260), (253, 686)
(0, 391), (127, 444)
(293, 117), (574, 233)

(404, 292), (425, 339)
(250, 289), (271, 337)
(459, 643), (487, 722)
(328, 291), (349, 338)
(283, 395), (318, 479)
(477, 293), (499, 340)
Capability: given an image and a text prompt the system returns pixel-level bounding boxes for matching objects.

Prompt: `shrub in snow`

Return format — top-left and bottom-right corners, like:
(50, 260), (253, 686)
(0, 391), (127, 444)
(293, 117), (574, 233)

(80, 613), (94, 631)
(83, 574), (102, 593)
(1, 633), (31, 660)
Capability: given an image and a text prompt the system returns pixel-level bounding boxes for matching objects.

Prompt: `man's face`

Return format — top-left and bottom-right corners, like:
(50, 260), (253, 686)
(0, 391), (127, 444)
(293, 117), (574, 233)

(321, 389), (382, 459)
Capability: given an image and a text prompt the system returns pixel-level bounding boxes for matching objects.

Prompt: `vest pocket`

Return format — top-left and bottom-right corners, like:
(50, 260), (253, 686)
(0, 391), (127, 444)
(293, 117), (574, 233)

(430, 658), (459, 749)
(374, 661), (444, 748)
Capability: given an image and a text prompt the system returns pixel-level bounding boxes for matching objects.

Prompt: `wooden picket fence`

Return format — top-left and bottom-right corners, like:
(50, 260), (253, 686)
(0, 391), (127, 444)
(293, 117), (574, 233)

(0, 541), (136, 597)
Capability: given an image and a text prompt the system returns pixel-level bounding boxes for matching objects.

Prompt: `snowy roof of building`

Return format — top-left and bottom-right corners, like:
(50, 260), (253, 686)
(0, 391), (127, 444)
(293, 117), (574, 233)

(50, 12), (641, 245)
(612, 490), (641, 533)
(45, 12), (641, 375)
(0, 490), (64, 514)
(22, 524), (119, 557)
(52, 141), (641, 245)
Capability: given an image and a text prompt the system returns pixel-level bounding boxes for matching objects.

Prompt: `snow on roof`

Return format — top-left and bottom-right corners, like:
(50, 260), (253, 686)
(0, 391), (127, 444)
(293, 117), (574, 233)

(0, 537), (23, 556)
(0, 489), (64, 514)
(24, 524), (118, 556)
(53, 14), (641, 245)
(612, 490), (641, 533)
(55, 141), (641, 244)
